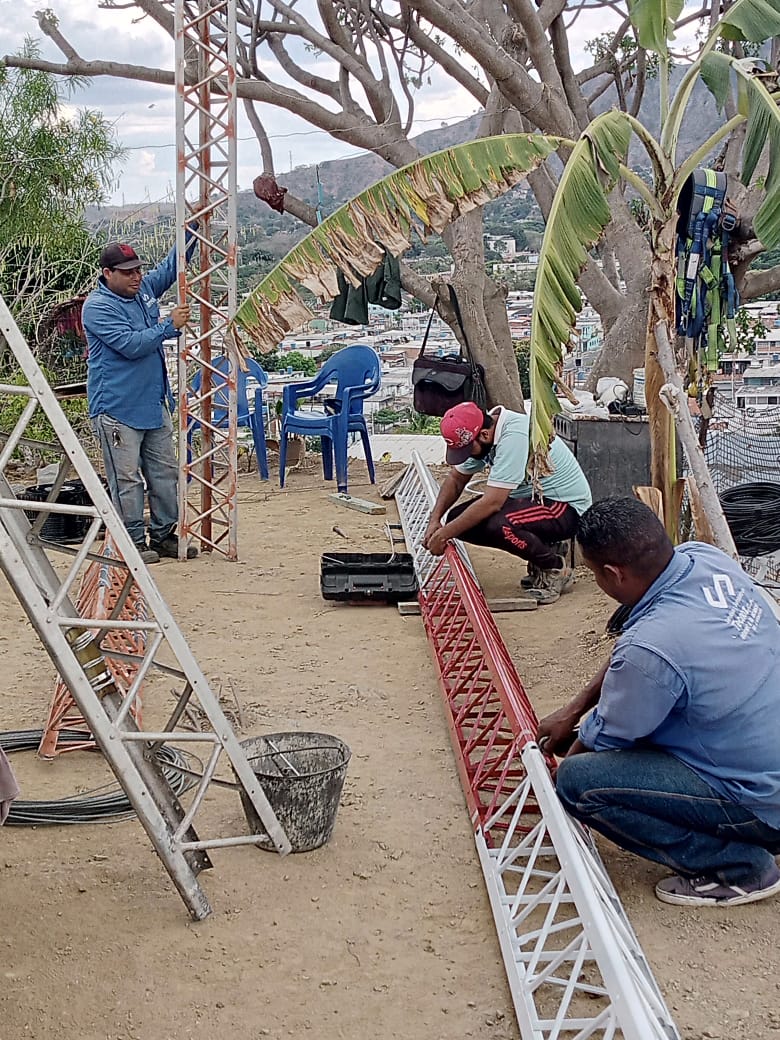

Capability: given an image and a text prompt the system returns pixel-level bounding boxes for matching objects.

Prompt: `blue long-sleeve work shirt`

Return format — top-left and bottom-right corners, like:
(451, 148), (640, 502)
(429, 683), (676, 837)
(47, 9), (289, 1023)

(579, 543), (780, 827)
(83, 237), (194, 429)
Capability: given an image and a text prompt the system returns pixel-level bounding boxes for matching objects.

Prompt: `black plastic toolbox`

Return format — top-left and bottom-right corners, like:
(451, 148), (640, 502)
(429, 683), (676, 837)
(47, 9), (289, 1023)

(320, 552), (418, 603)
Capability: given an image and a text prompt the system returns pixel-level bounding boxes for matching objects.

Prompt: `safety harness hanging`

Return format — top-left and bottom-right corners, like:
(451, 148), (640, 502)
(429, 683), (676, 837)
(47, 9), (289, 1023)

(675, 168), (739, 379)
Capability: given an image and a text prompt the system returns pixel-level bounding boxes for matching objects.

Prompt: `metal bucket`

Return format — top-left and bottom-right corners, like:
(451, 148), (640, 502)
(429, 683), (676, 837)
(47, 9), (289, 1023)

(237, 732), (351, 853)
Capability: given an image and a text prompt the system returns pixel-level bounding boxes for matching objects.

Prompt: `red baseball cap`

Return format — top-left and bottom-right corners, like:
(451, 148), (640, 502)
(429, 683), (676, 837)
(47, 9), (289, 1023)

(99, 242), (143, 271)
(441, 401), (485, 465)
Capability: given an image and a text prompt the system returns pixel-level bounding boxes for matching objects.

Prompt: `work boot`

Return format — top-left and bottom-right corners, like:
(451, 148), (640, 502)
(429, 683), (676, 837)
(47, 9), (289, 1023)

(521, 566), (575, 605)
(150, 534), (198, 560)
(133, 542), (160, 565)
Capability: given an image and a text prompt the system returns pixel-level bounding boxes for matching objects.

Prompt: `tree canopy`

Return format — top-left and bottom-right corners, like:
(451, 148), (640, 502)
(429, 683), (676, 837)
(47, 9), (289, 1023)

(6, 2), (779, 404)
(0, 42), (122, 341)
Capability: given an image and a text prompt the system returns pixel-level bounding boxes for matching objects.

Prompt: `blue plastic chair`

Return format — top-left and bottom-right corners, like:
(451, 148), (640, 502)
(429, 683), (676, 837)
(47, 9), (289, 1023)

(279, 345), (381, 492)
(188, 355), (269, 480)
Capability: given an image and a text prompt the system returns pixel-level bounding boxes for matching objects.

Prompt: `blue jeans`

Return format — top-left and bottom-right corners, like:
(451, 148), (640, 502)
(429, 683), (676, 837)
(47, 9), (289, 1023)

(556, 749), (780, 886)
(92, 411), (179, 546)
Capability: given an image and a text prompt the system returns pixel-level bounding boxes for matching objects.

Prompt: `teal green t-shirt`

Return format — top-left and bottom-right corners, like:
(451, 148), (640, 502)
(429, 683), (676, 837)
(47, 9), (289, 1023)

(455, 407), (592, 515)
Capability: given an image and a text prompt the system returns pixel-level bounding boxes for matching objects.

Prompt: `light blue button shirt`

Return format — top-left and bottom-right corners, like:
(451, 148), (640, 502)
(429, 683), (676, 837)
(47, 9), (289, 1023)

(579, 543), (780, 827)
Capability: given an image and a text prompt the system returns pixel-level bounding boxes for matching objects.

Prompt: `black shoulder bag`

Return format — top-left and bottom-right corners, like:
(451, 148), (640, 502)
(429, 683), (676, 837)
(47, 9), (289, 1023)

(411, 286), (487, 417)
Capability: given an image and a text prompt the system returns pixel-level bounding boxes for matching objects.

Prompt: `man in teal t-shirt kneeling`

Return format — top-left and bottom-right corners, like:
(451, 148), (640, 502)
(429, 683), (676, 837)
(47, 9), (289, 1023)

(423, 402), (592, 604)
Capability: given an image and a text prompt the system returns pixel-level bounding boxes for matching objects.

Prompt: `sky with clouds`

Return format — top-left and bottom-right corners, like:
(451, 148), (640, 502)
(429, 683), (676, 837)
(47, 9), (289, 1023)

(5, 0), (644, 205)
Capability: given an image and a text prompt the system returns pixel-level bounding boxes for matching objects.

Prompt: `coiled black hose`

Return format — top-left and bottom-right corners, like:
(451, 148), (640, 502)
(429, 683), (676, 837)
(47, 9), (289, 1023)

(719, 482), (780, 558)
(1, 729), (198, 826)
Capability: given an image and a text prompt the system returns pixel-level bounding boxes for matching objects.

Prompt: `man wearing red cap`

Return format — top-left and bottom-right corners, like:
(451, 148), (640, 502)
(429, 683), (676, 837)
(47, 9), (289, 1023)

(423, 402), (592, 603)
(83, 233), (197, 563)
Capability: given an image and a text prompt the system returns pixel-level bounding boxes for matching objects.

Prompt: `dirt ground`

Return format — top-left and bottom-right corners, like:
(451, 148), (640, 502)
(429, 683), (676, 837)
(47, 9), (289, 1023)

(1, 459), (778, 1040)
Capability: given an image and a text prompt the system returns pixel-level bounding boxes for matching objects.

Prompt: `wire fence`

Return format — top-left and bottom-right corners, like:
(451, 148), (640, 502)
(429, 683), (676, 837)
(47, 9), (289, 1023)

(699, 396), (780, 589)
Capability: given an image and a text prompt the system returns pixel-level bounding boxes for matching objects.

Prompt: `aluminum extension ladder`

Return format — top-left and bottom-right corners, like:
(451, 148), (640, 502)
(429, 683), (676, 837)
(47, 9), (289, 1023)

(396, 452), (679, 1040)
(0, 296), (290, 920)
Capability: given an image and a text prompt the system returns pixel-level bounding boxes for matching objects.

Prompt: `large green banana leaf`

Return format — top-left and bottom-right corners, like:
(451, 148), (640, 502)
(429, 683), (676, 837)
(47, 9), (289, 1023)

(232, 134), (562, 352)
(663, 0), (780, 155)
(718, 0), (780, 41)
(699, 51), (780, 249)
(528, 111), (632, 478)
(627, 0), (685, 57)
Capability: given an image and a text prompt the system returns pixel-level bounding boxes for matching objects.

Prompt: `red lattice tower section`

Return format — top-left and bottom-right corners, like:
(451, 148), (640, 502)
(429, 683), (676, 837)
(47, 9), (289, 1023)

(38, 534), (146, 758)
(396, 454), (680, 1038)
(420, 554), (546, 838)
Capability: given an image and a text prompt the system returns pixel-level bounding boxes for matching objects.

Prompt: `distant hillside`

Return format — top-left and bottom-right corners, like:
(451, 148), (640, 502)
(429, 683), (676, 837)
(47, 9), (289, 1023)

(239, 69), (718, 224)
(236, 113), (484, 226)
(86, 69), (724, 279)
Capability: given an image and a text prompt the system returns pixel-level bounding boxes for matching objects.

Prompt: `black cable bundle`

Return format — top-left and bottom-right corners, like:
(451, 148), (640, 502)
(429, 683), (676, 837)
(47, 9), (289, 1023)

(1, 729), (198, 826)
(719, 482), (780, 557)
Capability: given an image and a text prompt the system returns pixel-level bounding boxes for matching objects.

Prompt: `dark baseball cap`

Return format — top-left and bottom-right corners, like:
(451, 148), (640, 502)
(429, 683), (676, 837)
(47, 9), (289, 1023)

(99, 243), (143, 271)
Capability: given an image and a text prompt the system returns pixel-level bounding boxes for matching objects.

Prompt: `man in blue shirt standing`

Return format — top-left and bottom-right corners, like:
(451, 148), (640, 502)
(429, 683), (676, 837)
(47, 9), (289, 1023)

(538, 496), (780, 907)
(423, 401), (592, 604)
(83, 238), (197, 564)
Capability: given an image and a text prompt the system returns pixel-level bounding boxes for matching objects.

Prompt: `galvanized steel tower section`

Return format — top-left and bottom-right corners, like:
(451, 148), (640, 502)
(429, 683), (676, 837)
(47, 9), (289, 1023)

(174, 0), (239, 560)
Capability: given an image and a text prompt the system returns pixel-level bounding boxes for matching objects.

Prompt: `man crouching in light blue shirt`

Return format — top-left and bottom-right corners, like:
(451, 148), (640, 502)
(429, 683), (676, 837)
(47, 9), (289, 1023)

(537, 496), (780, 907)
(423, 402), (592, 605)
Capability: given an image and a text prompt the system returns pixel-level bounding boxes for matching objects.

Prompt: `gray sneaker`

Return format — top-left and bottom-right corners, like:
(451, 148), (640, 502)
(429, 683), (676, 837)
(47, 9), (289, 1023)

(522, 565), (575, 604)
(655, 863), (780, 907)
(549, 540), (571, 567)
(521, 562), (541, 589)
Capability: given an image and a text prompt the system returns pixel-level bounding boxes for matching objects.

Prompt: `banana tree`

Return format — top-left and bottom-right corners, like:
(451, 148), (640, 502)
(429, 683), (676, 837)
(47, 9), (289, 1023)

(233, 0), (780, 534)
(232, 118), (629, 410)
(232, 132), (564, 356)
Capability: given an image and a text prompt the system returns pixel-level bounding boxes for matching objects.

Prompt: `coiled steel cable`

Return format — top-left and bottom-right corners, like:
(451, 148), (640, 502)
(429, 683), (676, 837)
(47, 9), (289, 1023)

(719, 482), (780, 558)
(1, 729), (199, 826)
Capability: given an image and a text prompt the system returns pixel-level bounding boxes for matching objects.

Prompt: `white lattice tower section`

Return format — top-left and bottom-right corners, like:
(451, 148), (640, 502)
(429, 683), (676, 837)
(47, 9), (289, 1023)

(396, 453), (680, 1040)
(0, 295), (290, 920)
(174, 0), (239, 560)
(39, 532), (146, 758)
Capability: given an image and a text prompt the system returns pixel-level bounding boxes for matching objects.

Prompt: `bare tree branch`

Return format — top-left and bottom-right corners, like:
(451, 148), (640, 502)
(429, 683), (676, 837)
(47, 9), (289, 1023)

(575, 16), (631, 86)
(34, 9), (82, 61)
(628, 47), (646, 118)
(3, 52), (176, 86)
(243, 98), (275, 172)
(405, 0), (576, 136)
(379, 11), (489, 106)
(549, 12), (589, 130)
(264, 33), (340, 101)
(508, 0), (567, 100)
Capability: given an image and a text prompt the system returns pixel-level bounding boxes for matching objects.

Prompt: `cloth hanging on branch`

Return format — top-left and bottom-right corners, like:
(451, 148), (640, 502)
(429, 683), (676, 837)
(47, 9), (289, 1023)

(253, 173), (288, 213)
(329, 250), (402, 325)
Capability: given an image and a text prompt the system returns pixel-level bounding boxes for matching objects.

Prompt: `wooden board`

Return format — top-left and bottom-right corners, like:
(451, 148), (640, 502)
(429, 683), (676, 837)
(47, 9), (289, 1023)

(329, 493), (386, 515)
(378, 467), (409, 500)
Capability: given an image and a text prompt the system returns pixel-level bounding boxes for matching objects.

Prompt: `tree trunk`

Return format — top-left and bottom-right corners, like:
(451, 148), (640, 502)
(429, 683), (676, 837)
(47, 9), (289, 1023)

(654, 321), (738, 557)
(584, 290), (649, 390)
(646, 217), (678, 536)
(441, 208), (524, 411)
